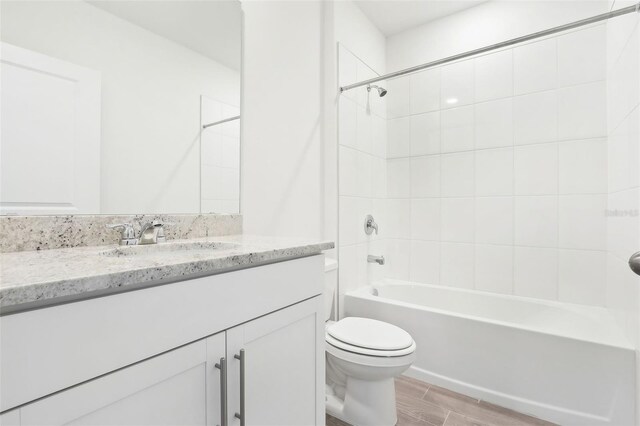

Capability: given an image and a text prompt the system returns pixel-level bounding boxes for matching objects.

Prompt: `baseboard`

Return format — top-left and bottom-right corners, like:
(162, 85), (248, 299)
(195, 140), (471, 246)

(404, 366), (613, 426)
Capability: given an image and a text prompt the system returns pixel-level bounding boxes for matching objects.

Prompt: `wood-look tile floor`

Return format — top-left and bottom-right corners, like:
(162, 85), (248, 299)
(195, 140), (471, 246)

(326, 376), (557, 426)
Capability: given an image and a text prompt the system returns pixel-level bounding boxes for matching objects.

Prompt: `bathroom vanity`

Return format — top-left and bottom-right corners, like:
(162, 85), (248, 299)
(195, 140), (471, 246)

(0, 230), (333, 425)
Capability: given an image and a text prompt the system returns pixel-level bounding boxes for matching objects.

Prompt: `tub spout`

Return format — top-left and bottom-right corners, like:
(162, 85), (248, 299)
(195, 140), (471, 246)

(367, 255), (385, 265)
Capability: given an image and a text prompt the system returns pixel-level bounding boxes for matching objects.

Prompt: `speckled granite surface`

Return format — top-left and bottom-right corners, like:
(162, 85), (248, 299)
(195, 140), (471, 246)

(0, 214), (242, 253)
(0, 235), (334, 313)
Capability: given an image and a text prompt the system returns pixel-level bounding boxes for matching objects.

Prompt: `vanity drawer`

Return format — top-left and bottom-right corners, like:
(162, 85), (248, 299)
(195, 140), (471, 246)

(0, 254), (323, 412)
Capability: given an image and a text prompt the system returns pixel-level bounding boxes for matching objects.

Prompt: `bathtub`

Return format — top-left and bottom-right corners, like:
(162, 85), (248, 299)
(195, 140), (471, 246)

(344, 281), (636, 426)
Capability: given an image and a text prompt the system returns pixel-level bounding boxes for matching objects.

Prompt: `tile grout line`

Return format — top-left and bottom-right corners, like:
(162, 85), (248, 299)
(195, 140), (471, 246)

(442, 410), (451, 426)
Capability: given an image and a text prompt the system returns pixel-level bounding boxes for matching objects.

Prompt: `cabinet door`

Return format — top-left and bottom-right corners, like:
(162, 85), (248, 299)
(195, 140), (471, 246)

(19, 333), (226, 426)
(226, 296), (324, 426)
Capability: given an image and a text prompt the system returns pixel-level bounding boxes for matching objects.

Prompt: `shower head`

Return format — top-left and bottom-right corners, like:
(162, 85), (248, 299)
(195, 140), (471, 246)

(367, 84), (387, 97)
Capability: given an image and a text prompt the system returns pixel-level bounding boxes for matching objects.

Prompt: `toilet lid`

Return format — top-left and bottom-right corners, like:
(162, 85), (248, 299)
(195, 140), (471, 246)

(326, 317), (413, 351)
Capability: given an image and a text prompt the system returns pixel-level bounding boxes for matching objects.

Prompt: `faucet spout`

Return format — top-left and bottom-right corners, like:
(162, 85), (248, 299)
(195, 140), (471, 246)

(367, 255), (385, 265)
(138, 220), (163, 245)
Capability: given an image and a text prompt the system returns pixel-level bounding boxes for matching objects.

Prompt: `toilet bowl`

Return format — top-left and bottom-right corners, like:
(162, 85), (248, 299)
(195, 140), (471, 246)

(325, 317), (416, 426)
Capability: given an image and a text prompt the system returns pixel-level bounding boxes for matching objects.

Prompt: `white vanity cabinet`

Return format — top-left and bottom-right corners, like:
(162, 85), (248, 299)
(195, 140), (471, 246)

(0, 255), (325, 425)
(18, 333), (225, 425)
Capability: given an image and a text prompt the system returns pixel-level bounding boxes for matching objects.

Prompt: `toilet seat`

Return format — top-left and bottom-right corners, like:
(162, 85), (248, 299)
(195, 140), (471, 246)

(326, 317), (416, 357)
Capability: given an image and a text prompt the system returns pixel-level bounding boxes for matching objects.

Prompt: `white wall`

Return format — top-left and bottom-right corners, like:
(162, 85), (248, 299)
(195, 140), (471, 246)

(1, 1), (240, 214)
(387, 0), (608, 72)
(240, 0), (324, 239)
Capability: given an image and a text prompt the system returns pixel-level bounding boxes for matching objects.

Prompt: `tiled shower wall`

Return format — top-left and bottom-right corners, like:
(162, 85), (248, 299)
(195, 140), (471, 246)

(384, 25), (608, 306)
(605, 2), (640, 348)
(337, 45), (388, 312)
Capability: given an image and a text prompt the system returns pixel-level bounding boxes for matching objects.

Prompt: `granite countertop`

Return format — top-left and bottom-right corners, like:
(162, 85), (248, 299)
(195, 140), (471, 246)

(0, 235), (334, 314)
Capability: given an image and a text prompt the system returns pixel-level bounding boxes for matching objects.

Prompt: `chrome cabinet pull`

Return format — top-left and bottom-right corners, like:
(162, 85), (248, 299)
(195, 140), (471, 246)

(234, 349), (245, 426)
(215, 357), (228, 426)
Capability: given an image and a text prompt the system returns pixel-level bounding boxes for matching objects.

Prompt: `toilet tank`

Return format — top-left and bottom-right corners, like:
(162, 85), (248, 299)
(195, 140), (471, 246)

(324, 258), (338, 321)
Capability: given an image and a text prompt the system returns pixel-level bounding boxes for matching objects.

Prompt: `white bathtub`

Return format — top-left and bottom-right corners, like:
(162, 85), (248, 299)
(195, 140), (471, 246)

(344, 281), (636, 426)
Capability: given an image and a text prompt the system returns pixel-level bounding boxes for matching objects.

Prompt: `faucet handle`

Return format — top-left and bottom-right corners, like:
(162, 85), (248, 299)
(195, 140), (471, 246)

(106, 223), (138, 246)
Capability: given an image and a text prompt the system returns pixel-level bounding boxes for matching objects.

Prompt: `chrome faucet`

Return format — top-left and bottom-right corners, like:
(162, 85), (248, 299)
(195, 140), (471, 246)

(367, 255), (385, 265)
(364, 214), (379, 235)
(106, 220), (168, 245)
(138, 220), (167, 245)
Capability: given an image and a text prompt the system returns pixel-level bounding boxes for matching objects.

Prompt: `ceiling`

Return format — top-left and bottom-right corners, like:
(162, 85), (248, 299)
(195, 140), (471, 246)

(354, 0), (488, 36)
(88, 1), (241, 71)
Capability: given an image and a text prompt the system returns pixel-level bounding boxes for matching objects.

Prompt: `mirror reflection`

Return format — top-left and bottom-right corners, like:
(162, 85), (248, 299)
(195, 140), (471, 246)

(0, 0), (242, 215)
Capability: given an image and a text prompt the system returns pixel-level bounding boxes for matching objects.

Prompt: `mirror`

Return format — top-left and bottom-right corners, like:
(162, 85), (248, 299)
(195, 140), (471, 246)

(0, 0), (242, 215)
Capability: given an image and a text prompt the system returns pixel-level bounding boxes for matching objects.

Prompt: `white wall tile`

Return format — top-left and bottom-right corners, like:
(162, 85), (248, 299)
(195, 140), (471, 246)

(475, 197), (513, 245)
(387, 117), (411, 158)
(410, 111), (440, 156)
(514, 90), (558, 145)
(475, 244), (513, 294)
(221, 136), (240, 168)
(356, 197), (374, 244)
(475, 148), (513, 196)
(441, 59), (474, 109)
(386, 199), (411, 239)
(441, 152), (475, 197)
(338, 96), (357, 148)
(411, 155), (441, 197)
(372, 116), (387, 158)
(441, 198), (475, 243)
(356, 105), (373, 153)
(475, 98), (513, 149)
(514, 143), (558, 195)
(558, 81), (607, 140)
(339, 146), (358, 196)
(475, 49), (513, 102)
(558, 138), (607, 194)
(339, 196), (358, 246)
(558, 25), (606, 88)
(608, 109), (640, 193)
(559, 249), (606, 306)
(441, 105), (474, 152)
(607, 189), (640, 261)
(356, 151), (373, 197)
(386, 239), (411, 280)
(410, 68), (440, 114)
(386, 77), (411, 119)
(411, 198), (440, 241)
(559, 194), (607, 250)
(372, 156), (387, 199)
(514, 196), (558, 247)
(514, 38), (557, 95)
(387, 158), (411, 198)
(440, 242), (475, 288)
(514, 246), (558, 300)
(410, 240), (440, 284)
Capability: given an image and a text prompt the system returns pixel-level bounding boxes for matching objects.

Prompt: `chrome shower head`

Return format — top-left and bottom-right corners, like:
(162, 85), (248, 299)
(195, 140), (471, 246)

(367, 84), (387, 97)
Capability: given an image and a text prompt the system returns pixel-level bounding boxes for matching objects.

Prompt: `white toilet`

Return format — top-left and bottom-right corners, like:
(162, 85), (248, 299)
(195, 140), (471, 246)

(324, 259), (416, 426)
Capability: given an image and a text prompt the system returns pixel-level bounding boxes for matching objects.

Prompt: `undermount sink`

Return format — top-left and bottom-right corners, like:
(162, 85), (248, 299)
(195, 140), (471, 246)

(100, 241), (239, 258)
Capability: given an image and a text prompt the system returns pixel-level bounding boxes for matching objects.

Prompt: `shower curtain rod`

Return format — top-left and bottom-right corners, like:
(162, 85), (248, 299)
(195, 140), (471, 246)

(202, 115), (240, 130)
(340, 2), (640, 93)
